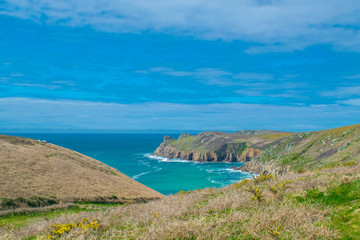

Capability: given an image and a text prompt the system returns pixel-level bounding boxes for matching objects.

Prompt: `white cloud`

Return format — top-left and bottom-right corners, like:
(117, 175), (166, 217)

(0, 97), (359, 131)
(139, 67), (273, 86)
(321, 86), (360, 97)
(10, 73), (24, 77)
(338, 98), (360, 106)
(343, 74), (360, 79)
(12, 83), (60, 89)
(1, 0), (360, 53)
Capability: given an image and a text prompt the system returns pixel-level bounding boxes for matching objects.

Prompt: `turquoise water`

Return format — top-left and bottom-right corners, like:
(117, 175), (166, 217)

(10, 133), (250, 195)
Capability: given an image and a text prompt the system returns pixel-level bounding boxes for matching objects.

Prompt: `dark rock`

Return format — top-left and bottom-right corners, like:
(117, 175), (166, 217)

(163, 136), (174, 143)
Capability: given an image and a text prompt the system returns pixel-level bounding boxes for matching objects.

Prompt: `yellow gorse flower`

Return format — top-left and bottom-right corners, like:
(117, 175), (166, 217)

(42, 218), (101, 239)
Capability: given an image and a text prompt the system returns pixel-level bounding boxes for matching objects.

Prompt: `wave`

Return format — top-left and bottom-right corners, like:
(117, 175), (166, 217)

(138, 160), (151, 167)
(207, 177), (225, 185)
(144, 154), (168, 161)
(144, 154), (191, 163)
(132, 171), (151, 180)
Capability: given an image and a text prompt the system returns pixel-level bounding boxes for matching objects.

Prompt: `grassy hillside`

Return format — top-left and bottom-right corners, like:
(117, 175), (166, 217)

(253, 124), (360, 173)
(1, 125), (359, 239)
(155, 131), (295, 162)
(168, 131), (294, 153)
(2, 161), (358, 239)
(0, 135), (162, 210)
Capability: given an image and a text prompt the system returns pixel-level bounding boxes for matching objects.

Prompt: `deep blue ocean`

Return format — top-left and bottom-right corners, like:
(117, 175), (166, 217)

(9, 133), (250, 195)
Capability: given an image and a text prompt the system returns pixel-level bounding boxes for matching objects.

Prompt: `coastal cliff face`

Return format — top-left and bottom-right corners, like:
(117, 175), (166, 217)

(238, 160), (290, 175)
(154, 140), (262, 162)
(154, 124), (360, 174)
(153, 131), (276, 162)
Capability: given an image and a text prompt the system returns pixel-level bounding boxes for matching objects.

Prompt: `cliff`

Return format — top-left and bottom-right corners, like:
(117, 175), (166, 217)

(154, 124), (360, 174)
(153, 131), (292, 162)
(0, 135), (163, 210)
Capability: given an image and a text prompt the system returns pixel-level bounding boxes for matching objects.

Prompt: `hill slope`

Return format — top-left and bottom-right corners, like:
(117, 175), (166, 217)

(1, 125), (360, 239)
(0, 135), (162, 209)
(241, 124), (360, 174)
(4, 152), (359, 239)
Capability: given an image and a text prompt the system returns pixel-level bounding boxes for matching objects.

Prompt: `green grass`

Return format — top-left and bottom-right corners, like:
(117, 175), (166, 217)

(0, 203), (118, 228)
(169, 135), (207, 153)
(295, 179), (360, 239)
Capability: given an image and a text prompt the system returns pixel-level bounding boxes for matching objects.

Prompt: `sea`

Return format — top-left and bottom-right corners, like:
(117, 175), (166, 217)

(9, 133), (251, 195)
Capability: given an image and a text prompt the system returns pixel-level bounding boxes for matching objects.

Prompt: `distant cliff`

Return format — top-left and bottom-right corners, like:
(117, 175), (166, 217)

(236, 124), (360, 175)
(153, 131), (291, 162)
(155, 124), (360, 174)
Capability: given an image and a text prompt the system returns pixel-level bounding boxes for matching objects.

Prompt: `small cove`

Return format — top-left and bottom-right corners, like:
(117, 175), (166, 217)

(12, 133), (251, 195)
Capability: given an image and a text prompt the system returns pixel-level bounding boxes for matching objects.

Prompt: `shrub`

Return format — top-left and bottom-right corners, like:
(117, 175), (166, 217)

(233, 179), (250, 188)
(0, 198), (17, 209)
(343, 161), (358, 167)
(269, 180), (293, 200)
(246, 186), (265, 202)
(44, 218), (101, 239)
(253, 174), (274, 184)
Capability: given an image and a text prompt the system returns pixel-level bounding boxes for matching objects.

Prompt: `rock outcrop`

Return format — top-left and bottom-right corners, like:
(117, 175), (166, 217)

(153, 132), (266, 162)
(233, 160), (290, 175)
(235, 130), (289, 135)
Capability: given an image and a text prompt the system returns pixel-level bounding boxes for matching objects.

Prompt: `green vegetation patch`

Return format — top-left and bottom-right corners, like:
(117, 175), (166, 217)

(169, 135), (207, 153)
(0, 206), (86, 228)
(0, 196), (58, 210)
(0, 203), (119, 228)
(226, 143), (247, 156)
(279, 153), (314, 172)
(295, 179), (360, 239)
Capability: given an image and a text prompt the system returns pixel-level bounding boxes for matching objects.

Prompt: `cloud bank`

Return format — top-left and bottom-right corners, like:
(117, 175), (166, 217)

(2, 0), (360, 52)
(1, 97), (359, 131)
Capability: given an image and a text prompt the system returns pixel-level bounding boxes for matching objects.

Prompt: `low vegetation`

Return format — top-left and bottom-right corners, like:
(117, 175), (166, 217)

(1, 160), (358, 239)
(254, 124), (360, 173)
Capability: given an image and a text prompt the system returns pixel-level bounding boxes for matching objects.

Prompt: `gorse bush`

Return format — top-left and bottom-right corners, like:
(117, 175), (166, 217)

(253, 174), (274, 183)
(43, 218), (101, 239)
(269, 180), (293, 194)
(233, 178), (250, 188)
(246, 186), (265, 202)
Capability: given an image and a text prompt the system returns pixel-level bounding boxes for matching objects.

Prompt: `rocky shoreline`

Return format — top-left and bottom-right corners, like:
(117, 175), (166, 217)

(230, 160), (290, 175)
(154, 142), (262, 162)
(153, 131), (299, 175)
(153, 134), (263, 162)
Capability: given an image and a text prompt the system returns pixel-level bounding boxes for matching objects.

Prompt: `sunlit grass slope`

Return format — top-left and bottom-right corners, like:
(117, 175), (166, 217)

(0, 135), (162, 210)
(2, 153), (359, 239)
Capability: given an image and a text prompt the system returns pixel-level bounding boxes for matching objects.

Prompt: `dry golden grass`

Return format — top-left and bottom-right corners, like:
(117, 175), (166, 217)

(0, 135), (162, 209)
(3, 161), (358, 239)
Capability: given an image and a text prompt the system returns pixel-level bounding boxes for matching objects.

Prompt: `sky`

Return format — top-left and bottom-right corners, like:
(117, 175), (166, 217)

(1, 0), (360, 132)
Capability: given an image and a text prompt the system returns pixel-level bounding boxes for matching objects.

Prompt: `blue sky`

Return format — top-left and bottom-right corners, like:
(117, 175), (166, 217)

(1, 0), (360, 132)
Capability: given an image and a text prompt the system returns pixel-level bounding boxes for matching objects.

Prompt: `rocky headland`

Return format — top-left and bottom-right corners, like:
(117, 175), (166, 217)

(153, 131), (291, 163)
(154, 124), (360, 175)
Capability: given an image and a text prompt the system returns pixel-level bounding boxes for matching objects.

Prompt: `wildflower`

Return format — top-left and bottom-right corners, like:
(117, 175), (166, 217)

(246, 186), (265, 202)
(44, 218), (101, 239)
